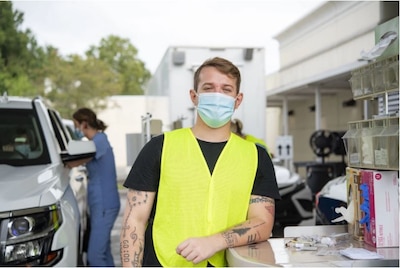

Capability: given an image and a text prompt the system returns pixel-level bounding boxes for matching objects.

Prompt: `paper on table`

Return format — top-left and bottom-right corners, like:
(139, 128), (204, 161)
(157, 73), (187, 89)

(339, 248), (384, 259)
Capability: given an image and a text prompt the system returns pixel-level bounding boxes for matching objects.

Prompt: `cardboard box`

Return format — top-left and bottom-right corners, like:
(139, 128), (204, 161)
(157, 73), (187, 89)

(360, 170), (399, 247)
(346, 167), (364, 241)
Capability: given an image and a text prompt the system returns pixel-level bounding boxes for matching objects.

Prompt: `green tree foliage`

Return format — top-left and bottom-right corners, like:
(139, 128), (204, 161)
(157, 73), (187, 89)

(43, 50), (121, 118)
(86, 35), (151, 95)
(2, 3), (151, 117)
(0, 1), (46, 96)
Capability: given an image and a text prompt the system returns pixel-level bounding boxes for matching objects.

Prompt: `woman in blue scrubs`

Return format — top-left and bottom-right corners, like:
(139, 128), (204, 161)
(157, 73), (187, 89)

(73, 108), (120, 267)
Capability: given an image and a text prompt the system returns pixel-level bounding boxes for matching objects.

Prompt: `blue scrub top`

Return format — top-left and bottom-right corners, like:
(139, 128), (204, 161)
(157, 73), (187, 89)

(86, 132), (120, 210)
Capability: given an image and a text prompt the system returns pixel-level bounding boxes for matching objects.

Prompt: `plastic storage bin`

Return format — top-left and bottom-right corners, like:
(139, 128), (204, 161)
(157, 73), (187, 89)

(349, 69), (363, 98)
(342, 122), (361, 167)
(350, 54), (399, 99)
(361, 65), (373, 96)
(371, 60), (385, 94)
(358, 120), (375, 168)
(383, 55), (399, 91)
(373, 117), (399, 170)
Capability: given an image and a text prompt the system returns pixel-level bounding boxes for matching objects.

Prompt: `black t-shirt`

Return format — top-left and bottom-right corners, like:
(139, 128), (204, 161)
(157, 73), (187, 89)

(123, 133), (281, 266)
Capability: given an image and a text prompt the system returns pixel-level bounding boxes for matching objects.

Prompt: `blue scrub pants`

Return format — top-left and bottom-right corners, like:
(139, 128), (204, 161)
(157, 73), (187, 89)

(87, 206), (120, 267)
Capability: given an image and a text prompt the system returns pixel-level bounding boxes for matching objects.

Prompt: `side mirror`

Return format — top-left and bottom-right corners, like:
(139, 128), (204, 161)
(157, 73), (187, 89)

(61, 140), (96, 163)
(67, 140), (96, 155)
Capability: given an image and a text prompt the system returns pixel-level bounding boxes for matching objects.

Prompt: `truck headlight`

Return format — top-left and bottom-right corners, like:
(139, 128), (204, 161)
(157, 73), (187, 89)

(1, 204), (63, 266)
(8, 216), (34, 236)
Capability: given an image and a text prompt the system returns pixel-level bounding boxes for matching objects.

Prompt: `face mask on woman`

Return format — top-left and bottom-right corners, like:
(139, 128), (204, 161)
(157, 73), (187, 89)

(196, 92), (236, 128)
(74, 128), (85, 140)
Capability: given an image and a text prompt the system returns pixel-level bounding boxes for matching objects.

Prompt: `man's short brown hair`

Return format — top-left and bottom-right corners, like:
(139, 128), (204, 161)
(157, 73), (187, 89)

(193, 57), (241, 93)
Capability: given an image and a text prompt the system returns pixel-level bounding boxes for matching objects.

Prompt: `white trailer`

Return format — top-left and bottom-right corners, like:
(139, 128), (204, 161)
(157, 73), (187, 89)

(145, 46), (267, 139)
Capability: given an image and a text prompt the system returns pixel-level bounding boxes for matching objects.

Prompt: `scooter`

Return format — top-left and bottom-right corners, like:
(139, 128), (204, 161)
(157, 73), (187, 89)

(273, 163), (314, 236)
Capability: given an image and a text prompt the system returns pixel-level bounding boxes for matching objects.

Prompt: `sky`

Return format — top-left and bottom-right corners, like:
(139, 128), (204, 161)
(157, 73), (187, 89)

(12, 0), (326, 74)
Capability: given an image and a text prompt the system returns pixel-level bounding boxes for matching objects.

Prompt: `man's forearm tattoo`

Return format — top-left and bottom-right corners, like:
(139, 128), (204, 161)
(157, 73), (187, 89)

(223, 226), (261, 247)
(222, 231), (237, 248)
(132, 234), (143, 267)
(232, 227), (251, 236)
(247, 233), (258, 244)
(221, 196), (276, 248)
(120, 190), (148, 266)
(121, 226), (137, 264)
(120, 226), (144, 266)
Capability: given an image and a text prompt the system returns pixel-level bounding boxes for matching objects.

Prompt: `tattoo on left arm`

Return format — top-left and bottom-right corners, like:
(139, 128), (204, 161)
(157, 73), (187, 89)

(223, 226), (262, 247)
(222, 231), (236, 248)
(247, 233), (258, 244)
(250, 196), (275, 217)
(221, 197), (275, 248)
(250, 196), (275, 205)
(223, 227), (251, 248)
(265, 205), (275, 216)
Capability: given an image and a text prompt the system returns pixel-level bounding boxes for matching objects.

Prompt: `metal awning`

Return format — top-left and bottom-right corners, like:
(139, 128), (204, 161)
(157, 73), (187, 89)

(266, 61), (369, 107)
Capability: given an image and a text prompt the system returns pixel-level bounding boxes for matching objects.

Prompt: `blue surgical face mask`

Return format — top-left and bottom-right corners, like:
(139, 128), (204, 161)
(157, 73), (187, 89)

(74, 128), (84, 140)
(196, 92), (236, 128)
(15, 144), (30, 157)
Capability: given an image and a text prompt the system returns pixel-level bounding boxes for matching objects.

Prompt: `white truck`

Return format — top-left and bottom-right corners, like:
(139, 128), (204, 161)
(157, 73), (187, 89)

(0, 94), (95, 266)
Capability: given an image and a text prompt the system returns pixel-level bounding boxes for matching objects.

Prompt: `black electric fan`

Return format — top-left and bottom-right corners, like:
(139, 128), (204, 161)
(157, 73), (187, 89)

(307, 130), (346, 196)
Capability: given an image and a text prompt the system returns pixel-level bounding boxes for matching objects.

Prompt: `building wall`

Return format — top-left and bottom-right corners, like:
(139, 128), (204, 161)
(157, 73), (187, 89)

(265, 1), (384, 167)
(97, 95), (169, 177)
(288, 90), (362, 162)
(278, 1), (380, 73)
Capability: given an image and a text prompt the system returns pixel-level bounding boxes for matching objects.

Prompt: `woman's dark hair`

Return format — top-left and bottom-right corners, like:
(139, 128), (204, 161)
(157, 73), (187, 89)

(230, 118), (243, 137)
(73, 108), (107, 131)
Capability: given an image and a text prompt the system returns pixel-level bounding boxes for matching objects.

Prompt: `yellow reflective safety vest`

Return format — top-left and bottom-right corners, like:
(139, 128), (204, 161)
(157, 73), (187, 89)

(153, 128), (257, 267)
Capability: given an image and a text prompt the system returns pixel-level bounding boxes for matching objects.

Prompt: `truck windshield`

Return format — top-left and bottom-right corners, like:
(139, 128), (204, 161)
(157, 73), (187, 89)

(0, 109), (50, 166)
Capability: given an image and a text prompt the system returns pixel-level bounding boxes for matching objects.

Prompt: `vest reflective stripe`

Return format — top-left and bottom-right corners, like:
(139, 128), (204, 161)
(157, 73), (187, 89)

(153, 128), (257, 267)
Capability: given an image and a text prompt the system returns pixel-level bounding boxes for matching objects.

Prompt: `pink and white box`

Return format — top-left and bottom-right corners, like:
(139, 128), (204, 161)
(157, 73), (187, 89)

(360, 170), (399, 247)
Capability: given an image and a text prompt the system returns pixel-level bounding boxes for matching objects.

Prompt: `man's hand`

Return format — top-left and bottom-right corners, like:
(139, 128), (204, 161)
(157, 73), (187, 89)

(176, 236), (223, 264)
(176, 195), (275, 264)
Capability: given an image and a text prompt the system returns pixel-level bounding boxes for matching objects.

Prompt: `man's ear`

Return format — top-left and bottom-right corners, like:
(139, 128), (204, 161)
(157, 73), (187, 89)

(189, 89), (197, 105)
(234, 93), (243, 109)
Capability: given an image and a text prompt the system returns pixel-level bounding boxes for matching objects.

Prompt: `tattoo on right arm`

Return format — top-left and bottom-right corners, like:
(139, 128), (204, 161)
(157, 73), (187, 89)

(132, 232), (143, 267)
(121, 190), (149, 266)
(120, 226), (145, 266)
